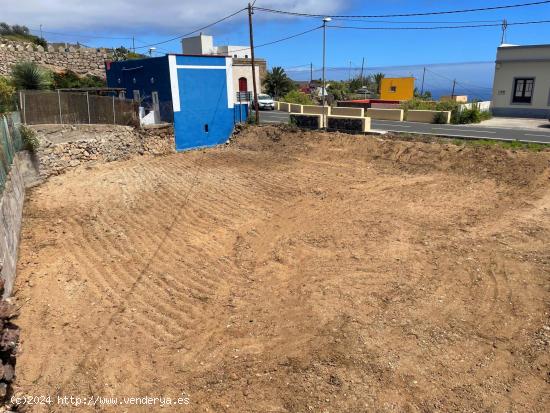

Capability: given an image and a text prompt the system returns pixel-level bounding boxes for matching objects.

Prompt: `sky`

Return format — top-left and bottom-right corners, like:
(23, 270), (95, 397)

(2, 0), (550, 98)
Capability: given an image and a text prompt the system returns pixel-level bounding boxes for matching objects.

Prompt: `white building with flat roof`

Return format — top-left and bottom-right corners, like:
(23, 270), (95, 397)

(492, 44), (550, 118)
(181, 34), (251, 58)
(181, 34), (265, 102)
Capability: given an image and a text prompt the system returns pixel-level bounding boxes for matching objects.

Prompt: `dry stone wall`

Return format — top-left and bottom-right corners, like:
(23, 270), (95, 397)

(0, 39), (108, 78)
(31, 124), (175, 178)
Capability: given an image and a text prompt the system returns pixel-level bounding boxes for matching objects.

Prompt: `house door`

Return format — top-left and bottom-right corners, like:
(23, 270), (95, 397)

(238, 77), (248, 92)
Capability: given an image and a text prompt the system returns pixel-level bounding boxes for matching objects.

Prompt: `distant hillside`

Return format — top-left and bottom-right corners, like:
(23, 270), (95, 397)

(0, 22), (46, 47)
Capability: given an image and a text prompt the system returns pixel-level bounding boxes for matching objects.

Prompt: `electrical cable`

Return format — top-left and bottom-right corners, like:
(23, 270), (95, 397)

(135, 7), (247, 49)
(327, 19), (550, 31)
(253, 1), (550, 19)
(209, 25), (322, 55)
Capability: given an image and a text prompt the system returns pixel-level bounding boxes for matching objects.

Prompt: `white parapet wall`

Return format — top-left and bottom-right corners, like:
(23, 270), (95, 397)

(279, 102), (290, 112)
(302, 105), (331, 116)
(330, 107), (364, 117)
(406, 110), (452, 124)
(366, 108), (404, 121)
(327, 115), (371, 133)
(289, 104), (303, 114)
(290, 113), (323, 129)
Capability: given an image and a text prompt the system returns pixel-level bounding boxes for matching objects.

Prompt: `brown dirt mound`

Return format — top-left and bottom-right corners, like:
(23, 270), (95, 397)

(12, 126), (550, 412)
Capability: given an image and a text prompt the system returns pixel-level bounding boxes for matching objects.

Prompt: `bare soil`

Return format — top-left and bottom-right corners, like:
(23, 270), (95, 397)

(13, 126), (550, 412)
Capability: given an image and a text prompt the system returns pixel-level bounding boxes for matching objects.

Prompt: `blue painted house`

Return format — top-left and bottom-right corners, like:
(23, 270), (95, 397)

(106, 54), (248, 151)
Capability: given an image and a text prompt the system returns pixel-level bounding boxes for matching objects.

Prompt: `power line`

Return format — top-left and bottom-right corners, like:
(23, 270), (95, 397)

(425, 68), (491, 97)
(135, 7), (247, 50)
(253, 1), (550, 19)
(329, 18), (503, 24)
(30, 28), (133, 40)
(328, 19), (550, 31)
(209, 25), (321, 55)
(254, 26), (322, 50)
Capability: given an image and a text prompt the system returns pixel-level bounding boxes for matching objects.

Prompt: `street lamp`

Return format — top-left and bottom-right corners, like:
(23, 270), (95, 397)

(322, 17), (331, 129)
(148, 47), (156, 56)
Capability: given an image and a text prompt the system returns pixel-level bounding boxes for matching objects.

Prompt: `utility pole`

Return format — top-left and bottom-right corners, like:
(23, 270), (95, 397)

(420, 67), (426, 96)
(310, 62), (313, 84)
(451, 79), (456, 98)
(500, 19), (508, 44)
(322, 17), (331, 129)
(39, 24), (43, 39)
(360, 57), (365, 86)
(132, 36), (135, 53)
(348, 61), (352, 82)
(248, 2), (260, 125)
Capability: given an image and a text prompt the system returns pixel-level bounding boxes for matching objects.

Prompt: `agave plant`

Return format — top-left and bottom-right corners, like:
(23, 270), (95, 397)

(11, 61), (52, 90)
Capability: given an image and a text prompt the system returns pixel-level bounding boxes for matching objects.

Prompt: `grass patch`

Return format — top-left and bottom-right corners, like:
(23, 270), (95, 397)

(452, 138), (550, 152)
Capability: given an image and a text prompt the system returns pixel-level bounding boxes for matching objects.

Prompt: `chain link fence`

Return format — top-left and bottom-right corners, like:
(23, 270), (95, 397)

(0, 112), (24, 195)
(19, 91), (139, 126)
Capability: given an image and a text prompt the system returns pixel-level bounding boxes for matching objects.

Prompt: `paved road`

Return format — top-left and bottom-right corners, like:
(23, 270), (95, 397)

(256, 110), (550, 144)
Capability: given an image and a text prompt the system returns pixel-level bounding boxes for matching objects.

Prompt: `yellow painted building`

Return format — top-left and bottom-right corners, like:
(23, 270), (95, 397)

(380, 77), (415, 101)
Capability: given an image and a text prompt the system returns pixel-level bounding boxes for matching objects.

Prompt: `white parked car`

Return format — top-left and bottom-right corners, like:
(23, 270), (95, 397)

(257, 94), (275, 110)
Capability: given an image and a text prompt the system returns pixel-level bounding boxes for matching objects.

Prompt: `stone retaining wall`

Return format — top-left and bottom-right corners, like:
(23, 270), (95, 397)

(0, 39), (108, 78)
(0, 156), (25, 297)
(32, 124), (175, 178)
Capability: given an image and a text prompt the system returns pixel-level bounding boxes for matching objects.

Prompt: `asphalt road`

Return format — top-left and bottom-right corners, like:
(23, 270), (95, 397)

(255, 110), (550, 144)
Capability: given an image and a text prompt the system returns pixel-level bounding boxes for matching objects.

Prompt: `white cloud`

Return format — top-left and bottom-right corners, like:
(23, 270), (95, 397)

(0, 0), (352, 35)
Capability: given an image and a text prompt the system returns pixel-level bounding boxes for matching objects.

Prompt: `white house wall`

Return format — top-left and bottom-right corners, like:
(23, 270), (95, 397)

(232, 64), (262, 102)
(492, 45), (550, 118)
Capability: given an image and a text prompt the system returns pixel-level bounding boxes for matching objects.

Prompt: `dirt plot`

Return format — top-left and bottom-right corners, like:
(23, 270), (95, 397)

(13, 126), (550, 412)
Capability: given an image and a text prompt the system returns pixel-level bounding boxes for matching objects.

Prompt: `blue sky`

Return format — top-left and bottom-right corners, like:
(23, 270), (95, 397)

(3, 0), (550, 97)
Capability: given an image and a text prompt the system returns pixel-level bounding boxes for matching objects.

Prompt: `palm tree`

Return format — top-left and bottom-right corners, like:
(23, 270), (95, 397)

(373, 72), (385, 95)
(11, 61), (52, 90)
(263, 67), (293, 99)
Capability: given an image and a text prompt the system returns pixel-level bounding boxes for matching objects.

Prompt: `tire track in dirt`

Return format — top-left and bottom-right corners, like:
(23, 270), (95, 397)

(14, 128), (550, 412)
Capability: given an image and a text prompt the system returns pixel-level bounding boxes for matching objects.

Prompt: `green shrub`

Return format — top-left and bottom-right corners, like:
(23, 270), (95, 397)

(433, 112), (448, 124)
(19, 124), (39, 151)
(53, 70), (106, 89)
(11, 61), (52, 90)
(0, 22), (47, 47)
(282, 90), (314, 105)
(454, 103), (490, 125)
(400, 98), (437, 112)
(0, 76), (15, 113)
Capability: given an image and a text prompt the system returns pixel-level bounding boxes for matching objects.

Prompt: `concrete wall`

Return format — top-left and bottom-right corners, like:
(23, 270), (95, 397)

(366, 108), (404, 121)
(492, 44), (550, 118)
(302, 105), (330, 115)
(289, 104), (303, 114)
(406, 110), (451, 124)
(0, 39), (108, 78)
(441, 95), (468, 103)
(330, 107), (364, 117)
(327, 115), (371, 132)
(290, 113), (322, 129)
(0, 155), (25, 297)
(279, 102), (290, 112)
